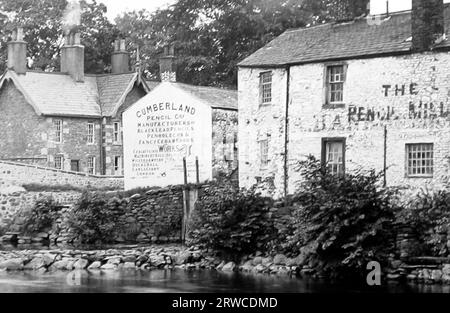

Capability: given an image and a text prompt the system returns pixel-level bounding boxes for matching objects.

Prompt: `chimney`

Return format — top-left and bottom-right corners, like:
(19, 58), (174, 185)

(7, 28), (27, 75)
(159, 45), (177, 82)
(412, 0), (445, 52)
(111, 39), (130, 74)
(61, 32), (84, 82)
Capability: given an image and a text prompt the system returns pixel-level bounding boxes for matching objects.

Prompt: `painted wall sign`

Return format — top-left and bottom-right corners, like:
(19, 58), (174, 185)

(348, 102), (449, 123)
(382, 83), (419, 97)
(123, 82), (212, 190)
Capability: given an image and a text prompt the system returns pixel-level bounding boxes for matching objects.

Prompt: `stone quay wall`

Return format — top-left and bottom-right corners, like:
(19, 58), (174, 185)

(1, 186), (186, 245)
(0, 160), (124, 190)
(0, 190), (81, 228)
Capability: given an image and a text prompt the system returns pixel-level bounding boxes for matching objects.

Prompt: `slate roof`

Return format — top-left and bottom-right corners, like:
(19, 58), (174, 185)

(96, 72), (139, 116)
(239, 5), (450, 68)
(0, 70), (146, 118)
(145, 81), (238, 110)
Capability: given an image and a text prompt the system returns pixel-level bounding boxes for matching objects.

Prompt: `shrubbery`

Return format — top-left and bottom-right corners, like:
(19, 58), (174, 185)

(284, 156), (398, 278)
(67, 191), (124, 244)
(397, 188), (450, 257)
(21, 197), (60, 234)
(187, 183), (277, 260)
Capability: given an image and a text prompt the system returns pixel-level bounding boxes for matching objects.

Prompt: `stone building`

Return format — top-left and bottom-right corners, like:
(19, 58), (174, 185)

(144, 48), (238, 180)
(238, 0), (450, 197)
(0, 29), (149, 176)
(0, 29), (237, 181)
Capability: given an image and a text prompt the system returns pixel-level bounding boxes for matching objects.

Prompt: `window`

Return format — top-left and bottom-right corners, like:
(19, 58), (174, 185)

(114, 156), (122, 175)
(87, 123), (95, 144)
(54, 155), (64, 170)
(260, 72), (272, 105)
(326, 65), (345, 105)
(87, 156), (95, 175)
(54, 119), (63, 143)
(259, 139), (269, 167)
(113, 122), (121, 144)
(406, 143), (434, 177)
(322, 138), (346, 176)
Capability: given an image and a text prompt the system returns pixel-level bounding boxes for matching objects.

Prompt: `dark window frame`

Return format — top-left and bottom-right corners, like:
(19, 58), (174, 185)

(321, 137), (346, 176)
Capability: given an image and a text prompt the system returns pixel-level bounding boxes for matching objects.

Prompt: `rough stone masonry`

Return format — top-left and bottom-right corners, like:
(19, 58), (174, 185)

(239, 51), (450, 197)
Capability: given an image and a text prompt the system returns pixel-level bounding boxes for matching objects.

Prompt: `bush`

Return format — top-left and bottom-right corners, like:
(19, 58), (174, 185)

(67, 191), (123, 244)
(21, 197), (60, 234)
(187, 183), (277, 260)
(286, 156), (397, 278)
(397, 188), (450, 257)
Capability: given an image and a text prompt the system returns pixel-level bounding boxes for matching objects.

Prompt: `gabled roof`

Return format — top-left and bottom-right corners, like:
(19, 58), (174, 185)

(239, 5), (450, 68)
(96, 72), (145, 116)
(145, 80), (237, 111)
(0, 70), (149, 118)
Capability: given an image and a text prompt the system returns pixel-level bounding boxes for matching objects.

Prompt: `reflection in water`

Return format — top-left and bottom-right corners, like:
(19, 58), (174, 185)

(0, 270), (449, 293)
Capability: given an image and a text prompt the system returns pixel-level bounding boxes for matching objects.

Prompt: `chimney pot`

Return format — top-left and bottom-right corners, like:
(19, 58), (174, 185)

(60, 31), (84, 82)
(111, 38), (130, 74)
(74, 32), (81, 45)
(160, 45), (177, 82)
(120, 39), (126, 51)
(7, 27), (27, 74)
(114, 39), (120, 52)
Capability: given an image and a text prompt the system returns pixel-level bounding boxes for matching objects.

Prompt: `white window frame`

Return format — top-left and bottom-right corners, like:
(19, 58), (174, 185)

(114, 156), (122, 175)
(113, 122), (121, 144)
(87, 156), (96, 175)
(87, 122), (95, 144)
(322, 138), (346, 176)
(258, 139), (269, 168)
(326, 65), (345, 106)
(53, 119), (63, 143)
(54, 155), (64, 170)
(406, 143), (434, 178)
(260, 71), (272, 106)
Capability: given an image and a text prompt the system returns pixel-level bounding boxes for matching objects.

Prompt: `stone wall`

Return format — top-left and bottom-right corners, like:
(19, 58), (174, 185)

(114, 187), (184, 243)
(239, 51), (450, 197)
(0, 80), (103, 173)
(0, 189), (81, 228)
(1, 185), (186, 245)
(104, 84), (148, 176)
(0, 161), (124, 190)
(212, 109), (239, 177)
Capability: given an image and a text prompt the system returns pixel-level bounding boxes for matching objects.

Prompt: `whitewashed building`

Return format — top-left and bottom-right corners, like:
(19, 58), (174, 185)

(238, 0), (450, 197)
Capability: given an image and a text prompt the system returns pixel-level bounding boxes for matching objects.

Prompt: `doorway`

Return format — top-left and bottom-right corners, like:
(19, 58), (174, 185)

(71, 160), (80, 172)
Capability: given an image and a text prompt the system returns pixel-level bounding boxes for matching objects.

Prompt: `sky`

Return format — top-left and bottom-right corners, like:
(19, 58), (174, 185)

(99, 0), (176, 21)
(370, 0), (450, 15)
(95, 0), (450, 20)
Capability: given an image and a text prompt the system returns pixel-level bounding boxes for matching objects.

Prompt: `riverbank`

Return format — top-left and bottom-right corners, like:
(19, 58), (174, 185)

(1, 245), (450, 287)
(0, 245), (301, 276)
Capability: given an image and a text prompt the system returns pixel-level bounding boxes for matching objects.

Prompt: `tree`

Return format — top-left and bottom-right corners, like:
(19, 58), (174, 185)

(115, 0), (369, 87)
(0, 0), (116, 73)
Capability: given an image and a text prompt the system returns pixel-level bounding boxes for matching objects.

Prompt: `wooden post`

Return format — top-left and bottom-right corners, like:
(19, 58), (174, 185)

(383, 126), (387, 187)
(183, 157), (188, 185)
(182, 157), (189, 244)
(195, 156), (200, 184)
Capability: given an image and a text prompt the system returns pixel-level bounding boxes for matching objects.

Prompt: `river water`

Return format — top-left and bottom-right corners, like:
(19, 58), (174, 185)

(0, 269), (449, 293)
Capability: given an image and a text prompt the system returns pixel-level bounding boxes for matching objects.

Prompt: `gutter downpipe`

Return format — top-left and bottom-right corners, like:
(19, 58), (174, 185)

(284, 65), (291, 207)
